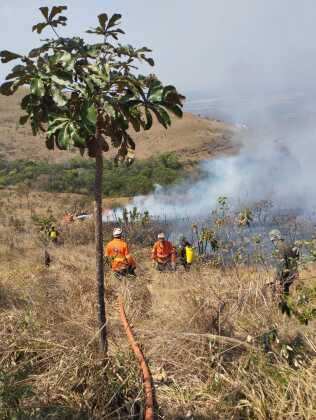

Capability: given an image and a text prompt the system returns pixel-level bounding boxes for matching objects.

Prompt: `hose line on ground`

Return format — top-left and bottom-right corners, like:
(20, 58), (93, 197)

(118, 295), (154, 420)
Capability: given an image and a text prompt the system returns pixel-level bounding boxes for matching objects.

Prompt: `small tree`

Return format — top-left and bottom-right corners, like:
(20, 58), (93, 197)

(0, 6), (184, 352)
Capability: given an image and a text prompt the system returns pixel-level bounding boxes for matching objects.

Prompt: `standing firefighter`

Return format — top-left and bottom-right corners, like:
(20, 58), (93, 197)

(269, 229), (299, 295)
(152, 233), (176, 271)
(105, 228), (136, 277)
(48, 225), (59, 244)
(177, 236), (194, 271)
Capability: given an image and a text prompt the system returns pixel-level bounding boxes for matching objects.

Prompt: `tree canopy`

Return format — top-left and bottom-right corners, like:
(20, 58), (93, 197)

(0, 5), (184, 163)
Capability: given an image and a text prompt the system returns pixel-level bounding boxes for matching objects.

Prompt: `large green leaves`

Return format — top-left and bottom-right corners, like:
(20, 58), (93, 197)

(87, 13), (124, 39)
(33, 5), (68, 33)
(0, 5), (184, 163)
(47, 116), (85, 149)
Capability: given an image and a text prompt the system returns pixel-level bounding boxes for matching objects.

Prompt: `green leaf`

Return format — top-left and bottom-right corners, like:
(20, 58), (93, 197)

(47, 117), (69, 137)
(5, 66), (27, 82)
(51, 86), (68, 106)
(0, 81), (19, 96)
(84, 105), (97, 125)
(86, 45), (101, 58)
(49, 6), (68, 21)
(144, 108), (153, 130)
(98, 13), (108, 29)
(39, 6), (49, 20)
(51, 74), (72, 87)
(108, 13), (122, 28)
(32, 22), (48, 34)
(50, 51), (74, 71)
(19, 115), (29, 125)
(0, 50), (22, 63)
(162, 103), (183, 118)
(20, 95), (30, 110)
(148, 80), (163, 101)
(145, 57), (154, 66)
(30, 78), (45, 97)
(137, 47), (152, 54)
(29, 46), (48, 58)
(151, 105), (171, 128)
(57, 124), (72, 149)
(71, 129), (86, 147)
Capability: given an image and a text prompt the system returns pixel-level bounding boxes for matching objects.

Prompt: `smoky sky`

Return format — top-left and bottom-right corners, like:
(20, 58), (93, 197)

(1, 1), (316, 96)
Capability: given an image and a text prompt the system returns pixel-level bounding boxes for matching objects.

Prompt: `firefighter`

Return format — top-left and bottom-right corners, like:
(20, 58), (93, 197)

(105, 228), (136, 277)
(269, 229), (299, 295)
(152, 232), (176, 272)
(48, 225), (59, 244)
(177, 236), (194, 271)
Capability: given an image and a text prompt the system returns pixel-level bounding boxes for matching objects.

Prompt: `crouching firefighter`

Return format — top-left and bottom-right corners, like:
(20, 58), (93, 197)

(269, 229), (299, 295)
(152, 233), (176, 272)
(177, 236), (194, 271)
(105, 228), (136, 277)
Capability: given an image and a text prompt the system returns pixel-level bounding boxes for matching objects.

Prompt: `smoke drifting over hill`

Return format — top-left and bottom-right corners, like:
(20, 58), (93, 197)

(125, 92), (316, 218)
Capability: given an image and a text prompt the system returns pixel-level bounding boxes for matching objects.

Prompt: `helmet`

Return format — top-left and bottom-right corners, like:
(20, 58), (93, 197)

(113, 227), (122, 237)
(157, 232), (165, 240)
(269, 229), (282, 242)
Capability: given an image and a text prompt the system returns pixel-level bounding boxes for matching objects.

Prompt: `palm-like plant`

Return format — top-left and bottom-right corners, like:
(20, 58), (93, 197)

(0, 5), (184, 352)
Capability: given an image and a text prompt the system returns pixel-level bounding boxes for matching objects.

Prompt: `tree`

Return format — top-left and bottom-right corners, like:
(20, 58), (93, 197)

(0, 5), (184, 353)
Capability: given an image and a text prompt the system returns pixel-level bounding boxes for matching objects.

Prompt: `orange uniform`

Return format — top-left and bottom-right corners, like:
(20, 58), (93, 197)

(105, 238), (136, 272)
(151, 240), (176, 264)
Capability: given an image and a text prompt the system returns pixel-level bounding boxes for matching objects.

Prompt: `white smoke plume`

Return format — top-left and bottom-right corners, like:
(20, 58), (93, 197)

(118, 92), (316, 220)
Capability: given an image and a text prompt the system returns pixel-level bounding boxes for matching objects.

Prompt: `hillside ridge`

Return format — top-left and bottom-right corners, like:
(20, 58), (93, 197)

(0, 91), (238, 164)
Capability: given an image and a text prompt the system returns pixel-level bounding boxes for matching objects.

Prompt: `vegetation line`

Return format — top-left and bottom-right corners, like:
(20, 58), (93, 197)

(0, 153), (184, 197)
(118, 296), (154, 420)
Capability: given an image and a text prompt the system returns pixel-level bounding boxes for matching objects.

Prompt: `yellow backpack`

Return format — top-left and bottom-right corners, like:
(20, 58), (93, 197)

(185, 246), (194, 264)
(50, 230), (57, 239)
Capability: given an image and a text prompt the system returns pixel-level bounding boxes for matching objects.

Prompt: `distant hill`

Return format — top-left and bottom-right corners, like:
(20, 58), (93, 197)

(0, 90), (238, 165)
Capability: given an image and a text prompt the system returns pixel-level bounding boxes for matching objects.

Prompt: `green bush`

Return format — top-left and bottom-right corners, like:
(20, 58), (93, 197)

(0, 153), (184, 197)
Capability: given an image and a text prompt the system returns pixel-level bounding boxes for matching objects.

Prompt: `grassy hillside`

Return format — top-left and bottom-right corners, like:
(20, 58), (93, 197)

(0, 90), (237, 165)
(1, 191), (315, 419)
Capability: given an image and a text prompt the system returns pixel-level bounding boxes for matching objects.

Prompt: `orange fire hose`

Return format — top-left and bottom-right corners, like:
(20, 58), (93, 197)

(118, 296), (154, 420)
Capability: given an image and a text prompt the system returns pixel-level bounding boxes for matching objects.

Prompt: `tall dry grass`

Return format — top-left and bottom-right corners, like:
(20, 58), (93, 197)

(0, 191), (315, 419)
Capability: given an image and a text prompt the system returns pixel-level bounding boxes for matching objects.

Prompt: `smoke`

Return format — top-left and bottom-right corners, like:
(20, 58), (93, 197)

(119, 91), (316, 220)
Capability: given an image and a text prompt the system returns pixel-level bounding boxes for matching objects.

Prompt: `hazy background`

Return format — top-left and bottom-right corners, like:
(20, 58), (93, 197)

(1, 1), (316, 218)
(1, 1), (316, 96)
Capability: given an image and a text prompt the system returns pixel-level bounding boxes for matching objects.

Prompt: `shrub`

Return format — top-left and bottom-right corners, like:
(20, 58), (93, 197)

(0, 153), (184, 197)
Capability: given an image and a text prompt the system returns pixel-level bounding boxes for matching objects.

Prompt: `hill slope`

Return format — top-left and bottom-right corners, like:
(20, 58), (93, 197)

(0, 91), (238, 164)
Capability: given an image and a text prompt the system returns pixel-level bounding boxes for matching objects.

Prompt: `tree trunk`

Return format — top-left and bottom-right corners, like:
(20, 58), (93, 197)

(95, 124), (107, 353)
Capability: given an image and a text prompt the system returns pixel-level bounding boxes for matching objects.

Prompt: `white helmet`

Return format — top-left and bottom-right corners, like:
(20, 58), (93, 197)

(157, 232), (165, 239)
(113, 227), (122, 237)
(269, 229), (282, 242)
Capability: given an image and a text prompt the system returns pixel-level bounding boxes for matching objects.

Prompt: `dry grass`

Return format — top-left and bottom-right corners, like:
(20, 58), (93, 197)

(0, 90), (237, 165)
(1, 193), (316, 419)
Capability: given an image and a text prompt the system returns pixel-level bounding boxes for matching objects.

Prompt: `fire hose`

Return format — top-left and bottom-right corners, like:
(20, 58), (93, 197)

(118, 296), (154, 420)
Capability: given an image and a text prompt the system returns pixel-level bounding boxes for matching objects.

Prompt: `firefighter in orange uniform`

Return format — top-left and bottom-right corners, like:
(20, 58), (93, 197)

(105, 228), (136, 277)
(151, 232), (176, 271)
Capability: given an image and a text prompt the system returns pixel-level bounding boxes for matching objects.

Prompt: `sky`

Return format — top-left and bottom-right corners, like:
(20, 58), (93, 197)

(1, 1), (316, 97)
